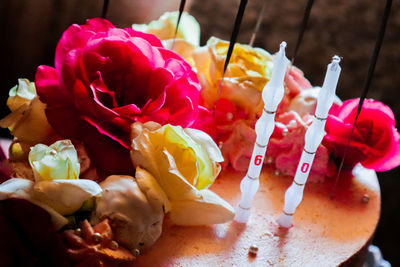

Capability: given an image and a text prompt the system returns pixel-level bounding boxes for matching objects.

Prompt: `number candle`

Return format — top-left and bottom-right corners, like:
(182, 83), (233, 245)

(278, 55), (341, 228)
(235, 42), (289, 223)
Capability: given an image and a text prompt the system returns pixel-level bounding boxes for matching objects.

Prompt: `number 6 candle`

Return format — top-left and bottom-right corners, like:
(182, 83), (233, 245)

(278, 55), (342, 228)
(235, 42), (289, 223)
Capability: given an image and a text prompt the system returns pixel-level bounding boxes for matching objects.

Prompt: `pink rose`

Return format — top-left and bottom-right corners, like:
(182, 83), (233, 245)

(210, 102), (335, 182)
(324, 98), (400, 171)
(277, 66), (312, 114)
(267, 112), (336, 182)
(35, 18), (201, 177)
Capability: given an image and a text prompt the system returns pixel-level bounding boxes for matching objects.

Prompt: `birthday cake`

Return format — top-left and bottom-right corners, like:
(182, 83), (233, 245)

(0, 10), (399, 267)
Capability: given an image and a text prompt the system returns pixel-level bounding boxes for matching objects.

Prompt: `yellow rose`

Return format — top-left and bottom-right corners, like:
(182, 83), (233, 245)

(29, 140), (80, 181)
(0, 79), (54, 145)
(132, 11), (200, 66)
(193, 37), (273, 115)
(131, 122), (234, 225)
(132, 11), (200, 46)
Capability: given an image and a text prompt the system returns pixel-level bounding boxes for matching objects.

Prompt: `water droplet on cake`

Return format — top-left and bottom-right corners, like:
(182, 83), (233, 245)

(274, 170), (280, 176)
(361, 194), (370, 203)
(226, 112), (234, 121)
(132, 248), (140, 257)
(92, 232), (103, 243)
(110, 240), (119, 250)
(282, 128), (289, 136)
(249, 244), (258, 255)
(266, 157), (273, 164)
(75, 228), (81, 236)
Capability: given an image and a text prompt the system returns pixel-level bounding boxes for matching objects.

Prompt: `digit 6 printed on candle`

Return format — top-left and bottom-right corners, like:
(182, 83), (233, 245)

(254, 155), (263, 166)
(235, 42), (289, 223)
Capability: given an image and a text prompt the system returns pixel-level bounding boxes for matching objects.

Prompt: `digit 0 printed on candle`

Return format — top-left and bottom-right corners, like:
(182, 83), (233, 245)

(278, 56), (341, 228)
(301, 162), (310, 173)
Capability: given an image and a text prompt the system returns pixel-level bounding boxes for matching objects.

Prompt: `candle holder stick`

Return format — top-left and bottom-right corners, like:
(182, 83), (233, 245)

(171, 0), (187, 49)
(214, 0), (248, 114)
(291, 0), (315, 66)
(278, 56), (341, 228)
(101, 0), (110, 19)
(235, 42), (289, 223)
(331, 0), (392, 197)
(249, 0), (267, 47)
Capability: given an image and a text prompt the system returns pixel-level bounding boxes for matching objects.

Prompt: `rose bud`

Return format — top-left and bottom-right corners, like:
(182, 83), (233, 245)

(29, 140), (80, 181)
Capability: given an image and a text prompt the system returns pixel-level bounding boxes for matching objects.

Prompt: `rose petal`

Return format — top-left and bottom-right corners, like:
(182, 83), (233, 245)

(74, 79), (131, 146)
(124, 28), (163, 47)
(113, 104), (141, 120)
(90, 74), (118, 109)
(35, 66), (79, 138)
(191, 106), (217, 139)
(79, 117), (133, 177)
(56, 18), (114, 66)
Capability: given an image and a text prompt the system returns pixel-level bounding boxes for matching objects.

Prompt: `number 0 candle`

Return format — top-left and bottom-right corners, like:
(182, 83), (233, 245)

(235, 42), (289, 223)
(278, 55), (341, 228)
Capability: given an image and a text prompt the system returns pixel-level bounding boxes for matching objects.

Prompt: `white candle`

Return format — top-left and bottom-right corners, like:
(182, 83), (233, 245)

(277, 56), (341, 228)
(235, 42), (289, 223)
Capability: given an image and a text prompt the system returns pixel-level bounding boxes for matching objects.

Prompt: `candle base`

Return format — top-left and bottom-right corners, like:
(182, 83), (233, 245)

(234, 205), (251, 223)
(277, 213), (293, 228)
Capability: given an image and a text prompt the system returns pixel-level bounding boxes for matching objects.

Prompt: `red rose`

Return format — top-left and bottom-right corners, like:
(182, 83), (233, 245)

(35, 18), (201, 176)
(324, 98), (400, 171)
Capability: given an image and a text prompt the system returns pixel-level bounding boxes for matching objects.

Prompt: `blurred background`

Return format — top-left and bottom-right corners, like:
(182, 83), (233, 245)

(0, 0), (399, 265)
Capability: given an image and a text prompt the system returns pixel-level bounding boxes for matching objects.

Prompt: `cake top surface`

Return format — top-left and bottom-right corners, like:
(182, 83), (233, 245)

(136, 166), (380, 266)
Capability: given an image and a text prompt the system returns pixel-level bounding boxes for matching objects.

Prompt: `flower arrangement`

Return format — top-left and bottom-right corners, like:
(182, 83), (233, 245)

(0, 17), (232, 266)
(0, 11), (399, 266)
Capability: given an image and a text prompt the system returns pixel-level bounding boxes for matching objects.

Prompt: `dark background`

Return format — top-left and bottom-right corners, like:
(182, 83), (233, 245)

(0, 0), (399, 265)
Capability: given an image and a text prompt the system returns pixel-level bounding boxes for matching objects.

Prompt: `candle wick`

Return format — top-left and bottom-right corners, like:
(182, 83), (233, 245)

(332, 55), (341, 63)
(330, 55), (341, 71)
